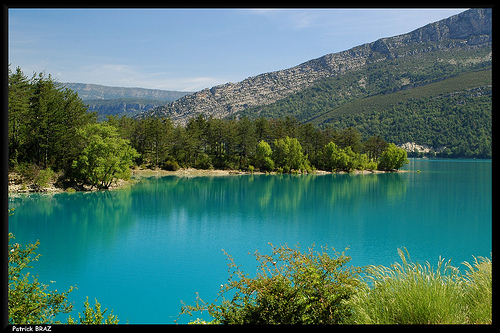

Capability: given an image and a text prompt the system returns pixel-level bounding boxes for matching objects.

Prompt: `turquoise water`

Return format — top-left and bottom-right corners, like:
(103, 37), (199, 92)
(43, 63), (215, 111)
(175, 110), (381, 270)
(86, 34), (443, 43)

(8, 159), (491, 324)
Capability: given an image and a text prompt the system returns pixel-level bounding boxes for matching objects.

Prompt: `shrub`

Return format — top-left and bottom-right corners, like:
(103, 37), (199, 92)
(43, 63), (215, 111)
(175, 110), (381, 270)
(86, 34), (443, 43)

(163, 160), (180, 171)
(179, 243), (362, 324)
(15, 162), (39, 182)
(34, 167), (55, 187)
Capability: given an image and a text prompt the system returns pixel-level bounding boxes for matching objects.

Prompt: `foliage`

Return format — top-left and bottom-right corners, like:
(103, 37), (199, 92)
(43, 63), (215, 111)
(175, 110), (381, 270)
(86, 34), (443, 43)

(162, 160), (180, 171)
(179, 243), (363, 324)
(322, 142), (373, 172)
(254, 140), (274, 172)
(72, 123), (139, 189)
(34, 167), (56, 187)
(348, 248), (492, 324)
(67, 297), (119, 324)
(8, 66), (96, 172)
(272, 136), (307, 172)
(377, 143), (409, 171)
(180, 244), (492, 325)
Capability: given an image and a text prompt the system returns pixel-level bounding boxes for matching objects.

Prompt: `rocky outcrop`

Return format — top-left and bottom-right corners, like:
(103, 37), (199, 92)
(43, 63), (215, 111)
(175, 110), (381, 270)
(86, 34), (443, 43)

(141, 8), (492, 125)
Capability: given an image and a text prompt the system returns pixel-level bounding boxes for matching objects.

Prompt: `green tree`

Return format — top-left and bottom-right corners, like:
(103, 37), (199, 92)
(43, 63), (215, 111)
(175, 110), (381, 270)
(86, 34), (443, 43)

(236, 116), (257, 168)
(378, 143), (409, 171)
(8, 66), (31, 168)
(72, 123), (139, 189)
(339, 127), (362, 153)
(8, 67), (95, 173)
(254, 117), (272, 143)
(363, 135), (388, 161)
(179, 243), (362, 324)
(254, 140), (274, 172)
(323, 142), (353, 172)
(273, 136), (307, 172)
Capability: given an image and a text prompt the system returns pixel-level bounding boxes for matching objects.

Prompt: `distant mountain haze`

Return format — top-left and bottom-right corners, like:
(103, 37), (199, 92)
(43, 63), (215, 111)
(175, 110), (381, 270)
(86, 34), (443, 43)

(61, 82), (192, 101)
(60, 82), (192, 119)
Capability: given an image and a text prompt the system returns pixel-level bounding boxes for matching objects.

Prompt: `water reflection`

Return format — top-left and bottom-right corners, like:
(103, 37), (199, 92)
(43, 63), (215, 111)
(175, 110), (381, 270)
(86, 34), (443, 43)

(9, 189), (135, 273)
(130, 173), (409, 222)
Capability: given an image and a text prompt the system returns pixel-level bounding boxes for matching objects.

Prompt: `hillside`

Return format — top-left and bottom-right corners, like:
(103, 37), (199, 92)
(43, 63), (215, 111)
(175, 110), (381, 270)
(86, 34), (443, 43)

(317, 69), (492, 158)
(141, 8), (491, 126)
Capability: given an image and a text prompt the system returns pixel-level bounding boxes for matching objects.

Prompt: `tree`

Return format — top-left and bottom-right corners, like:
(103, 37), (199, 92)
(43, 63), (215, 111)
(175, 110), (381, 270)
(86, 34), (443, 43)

(339, 127), (362, 153)
(236, 116), (257, 167)
(323, 142), (352, 172)
(363, 135), (388, 162)
(254, 140), (274, 172)
(8, 67), (95, 172)
(8, 66), (31, 168)
(72, 123), (139, 189)
(179, 243), (362, 324)
(273, 136), (307, 172)
(378, 143), (409, 171)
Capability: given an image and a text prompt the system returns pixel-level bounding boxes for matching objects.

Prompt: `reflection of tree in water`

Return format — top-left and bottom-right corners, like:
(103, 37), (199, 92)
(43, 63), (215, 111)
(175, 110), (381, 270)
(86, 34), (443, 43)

(131, 174), (409, 224)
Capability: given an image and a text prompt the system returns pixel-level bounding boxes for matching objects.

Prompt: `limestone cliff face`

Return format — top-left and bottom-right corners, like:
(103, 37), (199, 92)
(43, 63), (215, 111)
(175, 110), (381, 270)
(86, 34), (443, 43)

(142, 8), (491, 125)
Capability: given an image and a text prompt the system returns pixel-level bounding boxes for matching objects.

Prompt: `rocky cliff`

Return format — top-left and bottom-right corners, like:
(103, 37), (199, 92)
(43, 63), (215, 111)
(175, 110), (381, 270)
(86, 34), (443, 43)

(141, 8), (491, 125)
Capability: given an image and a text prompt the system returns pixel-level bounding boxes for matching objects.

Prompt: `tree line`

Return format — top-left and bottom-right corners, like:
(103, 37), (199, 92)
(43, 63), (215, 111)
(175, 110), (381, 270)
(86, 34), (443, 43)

(8, 66), (137, 189)
(8, 66), (407, 189)
(106, 113), (407, 173)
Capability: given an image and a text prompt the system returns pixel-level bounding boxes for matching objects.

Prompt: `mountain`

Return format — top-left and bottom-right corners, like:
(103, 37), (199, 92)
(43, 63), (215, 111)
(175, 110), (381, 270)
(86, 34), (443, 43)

(61, 82), (191, 101)
(83, 98), (172, 120)
(140, 8), (491, 126)
(61, 82), (192, 119)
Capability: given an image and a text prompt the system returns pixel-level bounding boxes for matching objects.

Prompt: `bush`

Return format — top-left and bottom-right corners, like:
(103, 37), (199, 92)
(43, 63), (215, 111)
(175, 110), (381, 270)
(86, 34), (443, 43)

(179, 243), (362, 324)
(35, 167), (55, 187)
(162, 160), (180, 171)
(15, 162), (39, 182)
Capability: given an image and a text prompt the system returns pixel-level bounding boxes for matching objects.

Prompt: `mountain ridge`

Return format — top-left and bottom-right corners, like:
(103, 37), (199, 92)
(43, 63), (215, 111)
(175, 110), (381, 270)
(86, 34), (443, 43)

(61, 82), (192, 101)
(141, 8), (491, 125)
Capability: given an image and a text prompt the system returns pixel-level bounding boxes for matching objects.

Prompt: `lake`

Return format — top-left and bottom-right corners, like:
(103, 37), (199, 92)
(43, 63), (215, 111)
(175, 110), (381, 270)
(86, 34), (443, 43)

(8, 159), (492, 324)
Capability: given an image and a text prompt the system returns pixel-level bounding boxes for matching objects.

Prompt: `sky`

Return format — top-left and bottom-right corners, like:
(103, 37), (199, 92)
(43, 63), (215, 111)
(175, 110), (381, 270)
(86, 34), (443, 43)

(9, 8), (467, 92)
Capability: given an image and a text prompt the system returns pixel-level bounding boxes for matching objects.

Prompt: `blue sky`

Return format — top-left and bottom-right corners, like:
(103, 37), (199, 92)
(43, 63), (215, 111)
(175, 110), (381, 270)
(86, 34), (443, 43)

(9, 8), (467, 92)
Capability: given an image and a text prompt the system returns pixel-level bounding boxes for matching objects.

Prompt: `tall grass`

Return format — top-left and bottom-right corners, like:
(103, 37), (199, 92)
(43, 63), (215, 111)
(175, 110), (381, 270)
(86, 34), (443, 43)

(348, 248), (492, 324)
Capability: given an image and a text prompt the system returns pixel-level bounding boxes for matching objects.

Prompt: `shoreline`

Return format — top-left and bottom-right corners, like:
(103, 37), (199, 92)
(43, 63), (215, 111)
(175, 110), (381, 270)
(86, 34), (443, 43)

(8, 167), (403, 195)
